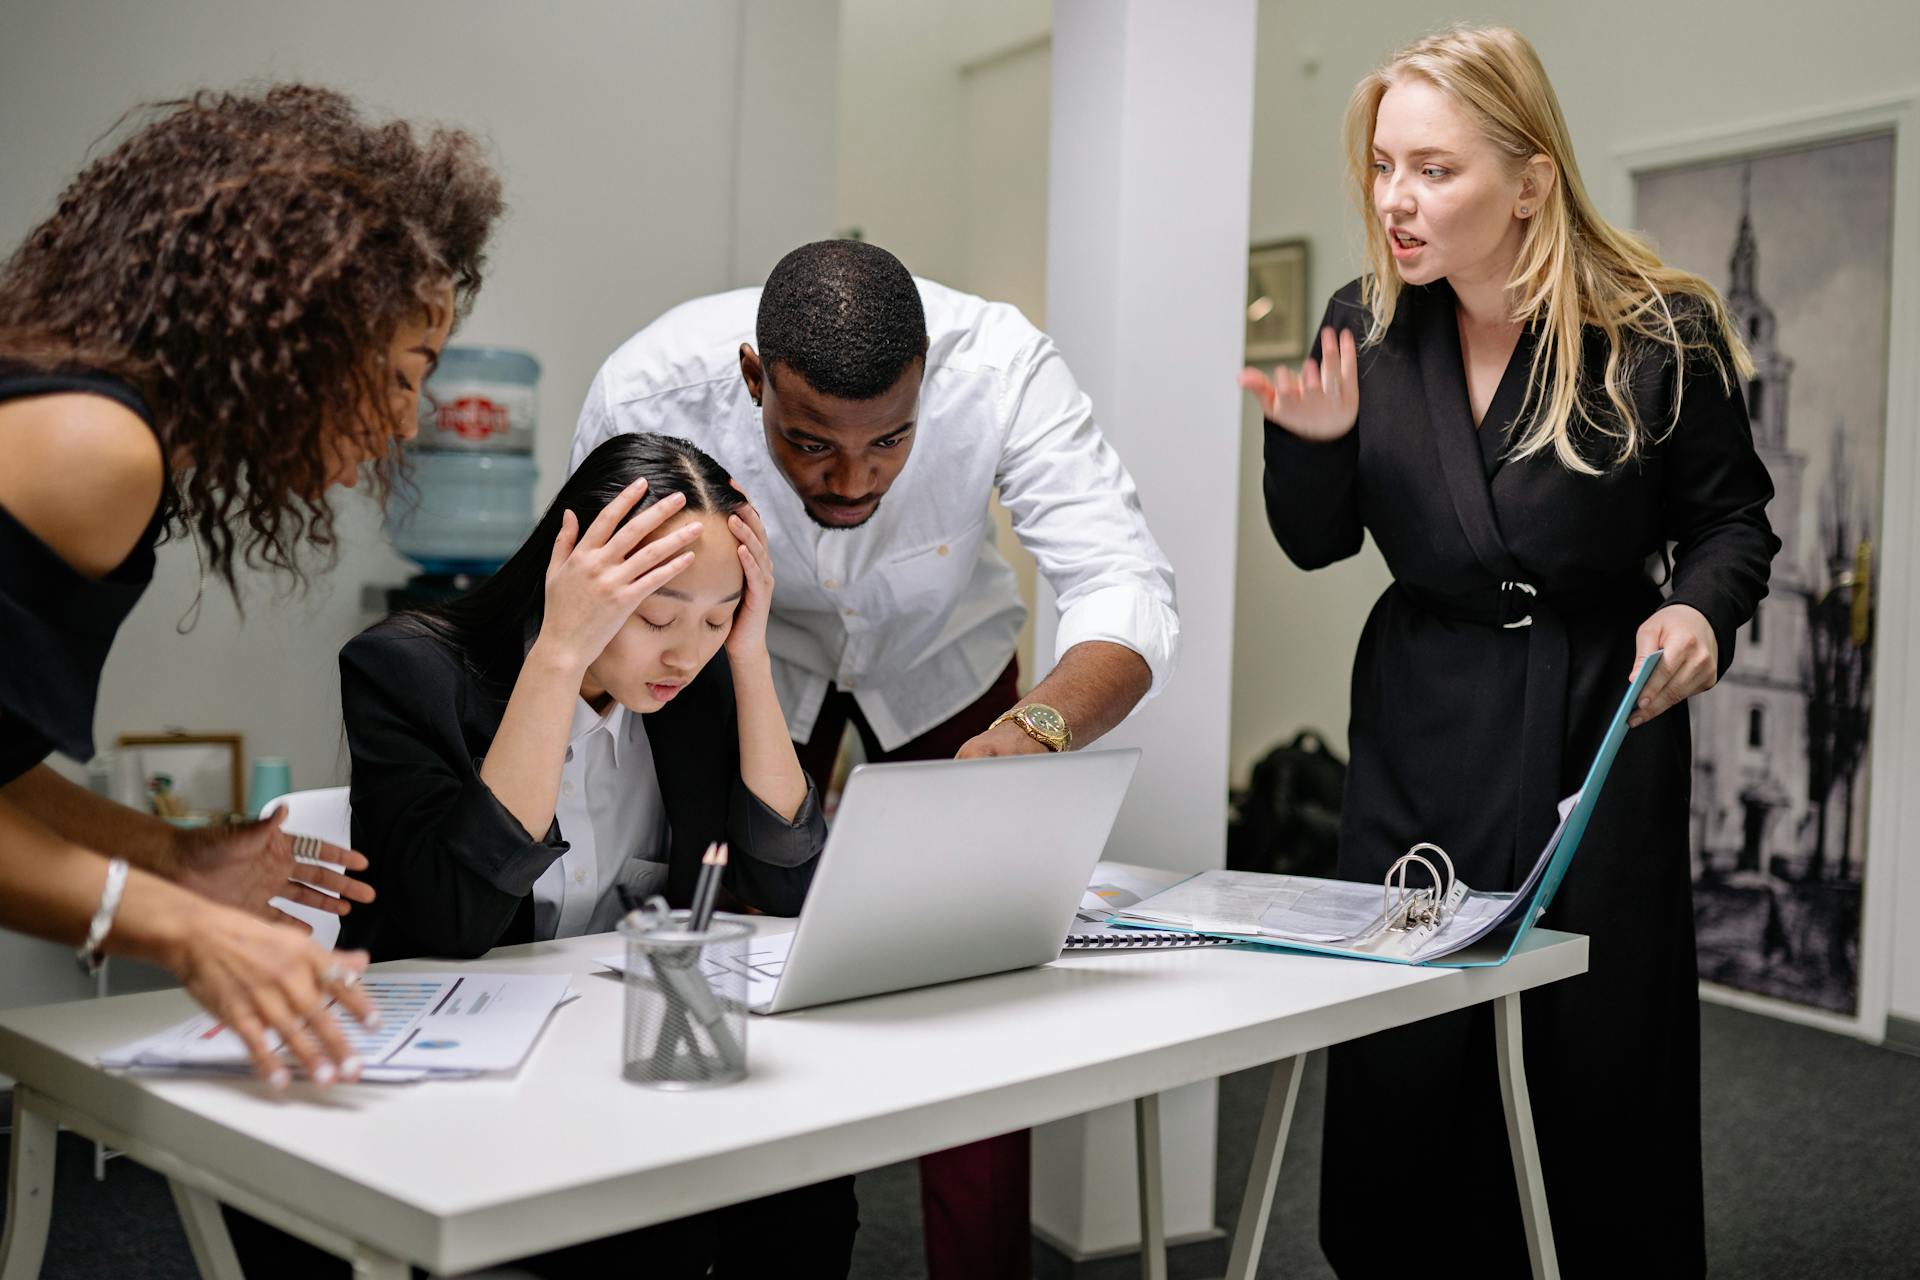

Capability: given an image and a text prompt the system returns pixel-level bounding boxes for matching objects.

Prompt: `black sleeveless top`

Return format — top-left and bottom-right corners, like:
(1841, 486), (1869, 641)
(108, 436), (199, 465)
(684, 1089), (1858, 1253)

(0, 365), (167, 785)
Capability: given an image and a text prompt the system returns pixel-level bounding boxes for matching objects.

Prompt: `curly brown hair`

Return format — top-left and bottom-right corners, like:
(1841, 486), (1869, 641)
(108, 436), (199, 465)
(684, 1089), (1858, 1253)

(0, 83), (504, 590)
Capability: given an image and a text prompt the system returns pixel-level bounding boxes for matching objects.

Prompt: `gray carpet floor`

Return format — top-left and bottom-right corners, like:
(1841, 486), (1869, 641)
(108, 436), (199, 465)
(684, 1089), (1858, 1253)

(5, 1000), (1917, 1278)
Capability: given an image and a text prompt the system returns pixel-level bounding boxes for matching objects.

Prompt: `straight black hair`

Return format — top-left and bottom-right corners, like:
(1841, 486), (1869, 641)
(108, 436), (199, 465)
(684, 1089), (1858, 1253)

(397, 433), (745, 686)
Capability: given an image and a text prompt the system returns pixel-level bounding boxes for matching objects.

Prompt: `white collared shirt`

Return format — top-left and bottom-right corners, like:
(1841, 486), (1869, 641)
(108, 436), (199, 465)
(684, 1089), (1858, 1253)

(530, 698), (668, 940)
(570, 278), (1180, 750)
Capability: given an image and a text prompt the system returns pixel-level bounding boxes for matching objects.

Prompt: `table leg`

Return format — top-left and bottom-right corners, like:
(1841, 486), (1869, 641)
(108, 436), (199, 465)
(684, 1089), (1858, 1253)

(169, 1179), (245, 1280)
(94, 961), (110, 1182)
(350, 1249), (410, 1280)
(0, 1088), (55, 1280)
(1495, 991), (1560, 1280)
(1224, 1054), (1302, 1280)
(1133, 1093), (1167, 1280)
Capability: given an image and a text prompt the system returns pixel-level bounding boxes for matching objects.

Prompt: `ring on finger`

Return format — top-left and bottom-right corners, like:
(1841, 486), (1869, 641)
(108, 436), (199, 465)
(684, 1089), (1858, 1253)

(292, 834), (326, 865)
(319, 963), (360, 988)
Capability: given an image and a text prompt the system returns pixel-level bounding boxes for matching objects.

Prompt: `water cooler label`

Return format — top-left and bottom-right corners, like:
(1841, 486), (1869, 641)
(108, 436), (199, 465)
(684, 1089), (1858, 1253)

(423, 381), (536, 450)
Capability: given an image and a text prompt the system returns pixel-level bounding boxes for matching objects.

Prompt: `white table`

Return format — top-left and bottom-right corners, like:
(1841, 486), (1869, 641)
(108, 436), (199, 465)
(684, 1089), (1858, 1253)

(2, 925), (1584, 1279)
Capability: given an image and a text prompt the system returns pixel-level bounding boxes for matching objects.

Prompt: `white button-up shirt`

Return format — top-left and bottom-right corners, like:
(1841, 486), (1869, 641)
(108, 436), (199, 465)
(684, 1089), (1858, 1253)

(570, 279), (1180, 750)
(530, 698), (668, 940)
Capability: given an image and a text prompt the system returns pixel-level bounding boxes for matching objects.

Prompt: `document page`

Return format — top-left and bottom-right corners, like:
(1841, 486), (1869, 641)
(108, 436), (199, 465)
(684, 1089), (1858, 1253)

(1253, 879), (1396, 942)
(1111, 870), (1377, 941)
(100, 973), (572, 1080)
(598, 929), (791, 1014)
(1078, 862), (1185, 922)
(383, 974), (574, 1072)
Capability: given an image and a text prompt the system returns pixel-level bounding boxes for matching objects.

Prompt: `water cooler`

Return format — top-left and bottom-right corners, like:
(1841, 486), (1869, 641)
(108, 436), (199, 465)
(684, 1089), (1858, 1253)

(384, 347), (540, 607)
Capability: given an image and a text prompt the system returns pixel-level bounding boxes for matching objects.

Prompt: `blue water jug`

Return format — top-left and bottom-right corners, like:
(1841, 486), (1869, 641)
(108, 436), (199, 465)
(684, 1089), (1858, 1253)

(387, 346), (539, 575)
(387, 452), (539, 575)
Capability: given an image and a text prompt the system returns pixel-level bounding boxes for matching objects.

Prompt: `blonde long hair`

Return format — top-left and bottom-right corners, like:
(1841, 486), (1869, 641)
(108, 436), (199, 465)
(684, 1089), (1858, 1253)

(1343, 25), (1753, 473)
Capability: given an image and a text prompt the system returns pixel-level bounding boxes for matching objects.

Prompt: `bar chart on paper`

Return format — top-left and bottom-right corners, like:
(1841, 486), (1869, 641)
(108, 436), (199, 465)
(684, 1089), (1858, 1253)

(98, 974), (574, 1081)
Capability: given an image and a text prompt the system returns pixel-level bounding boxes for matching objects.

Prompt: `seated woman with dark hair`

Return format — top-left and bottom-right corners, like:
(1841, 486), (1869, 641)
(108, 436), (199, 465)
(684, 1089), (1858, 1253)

(227, 432), (855, 1278)
(338, 431), (826, 959)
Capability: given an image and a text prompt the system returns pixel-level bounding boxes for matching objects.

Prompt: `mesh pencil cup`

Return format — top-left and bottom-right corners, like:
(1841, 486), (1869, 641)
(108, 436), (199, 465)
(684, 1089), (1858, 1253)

(618, 911), (753, 1089)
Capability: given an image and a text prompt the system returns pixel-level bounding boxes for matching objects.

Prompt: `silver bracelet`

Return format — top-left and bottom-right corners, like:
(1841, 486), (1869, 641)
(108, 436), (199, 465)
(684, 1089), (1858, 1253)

(76, 857), (130, 975)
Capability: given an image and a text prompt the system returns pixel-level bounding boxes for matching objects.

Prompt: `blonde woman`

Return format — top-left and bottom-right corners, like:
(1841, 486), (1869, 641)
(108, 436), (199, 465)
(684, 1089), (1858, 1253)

(1240, 26), (1777, 1277)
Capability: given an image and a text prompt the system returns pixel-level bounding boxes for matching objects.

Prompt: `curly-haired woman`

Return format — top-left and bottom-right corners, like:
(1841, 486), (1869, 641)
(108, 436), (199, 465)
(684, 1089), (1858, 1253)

(0, 84), (504, 1087)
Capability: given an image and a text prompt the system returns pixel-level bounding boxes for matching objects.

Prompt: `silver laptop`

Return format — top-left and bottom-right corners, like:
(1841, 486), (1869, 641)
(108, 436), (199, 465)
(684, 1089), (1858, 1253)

(742, 748), (1141, 1014)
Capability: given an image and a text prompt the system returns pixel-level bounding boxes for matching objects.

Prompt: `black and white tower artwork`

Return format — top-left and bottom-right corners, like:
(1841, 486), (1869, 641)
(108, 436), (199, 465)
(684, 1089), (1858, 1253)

(1637, 133), (1895, 1016)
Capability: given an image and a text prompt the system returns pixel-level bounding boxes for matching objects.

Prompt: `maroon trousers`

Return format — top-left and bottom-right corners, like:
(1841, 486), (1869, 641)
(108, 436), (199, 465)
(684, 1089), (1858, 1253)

(796, 659), (1032, 1280)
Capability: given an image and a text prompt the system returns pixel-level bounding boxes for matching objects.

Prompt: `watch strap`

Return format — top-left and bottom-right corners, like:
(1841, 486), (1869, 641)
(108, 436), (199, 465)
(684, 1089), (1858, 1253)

(991, 704), (1070, 752)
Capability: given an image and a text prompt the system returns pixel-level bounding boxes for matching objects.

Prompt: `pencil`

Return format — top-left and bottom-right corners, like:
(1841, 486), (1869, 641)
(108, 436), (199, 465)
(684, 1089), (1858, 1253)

(688, 842), (721, 931)
(692, 842), (729, 932)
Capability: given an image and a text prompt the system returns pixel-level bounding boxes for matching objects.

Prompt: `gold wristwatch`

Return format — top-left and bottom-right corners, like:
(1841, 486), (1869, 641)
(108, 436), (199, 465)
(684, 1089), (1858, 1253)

(990, 703), (1072, 752)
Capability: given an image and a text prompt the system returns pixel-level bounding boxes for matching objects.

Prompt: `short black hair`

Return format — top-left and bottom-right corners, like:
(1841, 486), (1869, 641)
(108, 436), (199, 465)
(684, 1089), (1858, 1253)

(755, 239), (928, 400)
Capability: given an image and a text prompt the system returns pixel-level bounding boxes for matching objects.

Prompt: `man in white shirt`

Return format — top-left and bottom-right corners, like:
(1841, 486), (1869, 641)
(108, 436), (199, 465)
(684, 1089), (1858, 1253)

(572, 239), (1177, 764)
(570, 238), (1179, 1280)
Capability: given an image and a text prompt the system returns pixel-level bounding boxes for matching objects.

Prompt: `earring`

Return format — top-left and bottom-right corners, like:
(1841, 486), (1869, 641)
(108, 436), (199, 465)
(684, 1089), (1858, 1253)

(1519, 207), (1530, 217)
(751, 395), (762, 407)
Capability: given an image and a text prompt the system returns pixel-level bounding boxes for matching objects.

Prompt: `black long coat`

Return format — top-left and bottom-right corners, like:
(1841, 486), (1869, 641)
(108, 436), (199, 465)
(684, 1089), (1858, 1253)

(1264, 279), (1777, 1278)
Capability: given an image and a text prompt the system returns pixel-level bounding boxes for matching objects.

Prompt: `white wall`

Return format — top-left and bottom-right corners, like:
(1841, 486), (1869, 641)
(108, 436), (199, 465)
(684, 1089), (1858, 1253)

(1230, 0), (1920, 1029)
(733, 2), (845, 287)
(836, 0), (1051, 276)
(837, 0), (1052, 684)
(837, 0), (967, 281)
(0, 0), (840, 1007)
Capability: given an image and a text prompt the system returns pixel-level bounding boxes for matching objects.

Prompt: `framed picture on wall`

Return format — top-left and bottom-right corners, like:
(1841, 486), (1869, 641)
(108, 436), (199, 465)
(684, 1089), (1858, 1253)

(116, 732), (244, 826)
(1628, 111), (1911, 1031)
(1244, 238), (1310, 364)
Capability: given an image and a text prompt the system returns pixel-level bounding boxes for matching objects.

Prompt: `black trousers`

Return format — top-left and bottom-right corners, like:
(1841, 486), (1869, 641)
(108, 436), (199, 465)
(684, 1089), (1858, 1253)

(224, 1173), (858, 1278)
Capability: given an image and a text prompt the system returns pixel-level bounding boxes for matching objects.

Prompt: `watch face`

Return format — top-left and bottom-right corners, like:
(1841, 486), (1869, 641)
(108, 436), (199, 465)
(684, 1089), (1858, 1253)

(1026, 706), (1066, 736)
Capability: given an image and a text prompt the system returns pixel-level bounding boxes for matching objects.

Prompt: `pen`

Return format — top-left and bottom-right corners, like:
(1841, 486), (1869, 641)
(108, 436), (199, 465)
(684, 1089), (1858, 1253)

(689, 842), (726, 932)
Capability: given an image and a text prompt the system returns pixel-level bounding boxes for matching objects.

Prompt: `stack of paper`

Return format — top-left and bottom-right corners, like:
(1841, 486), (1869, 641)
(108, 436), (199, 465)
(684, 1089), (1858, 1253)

(1107, 795), (1578, 965)
(1105, 653), (1661, 969)
(100, 973), (575, 1083)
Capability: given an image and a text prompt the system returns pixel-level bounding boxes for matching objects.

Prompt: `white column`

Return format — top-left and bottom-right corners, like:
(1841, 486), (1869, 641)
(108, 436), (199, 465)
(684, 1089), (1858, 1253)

(1032, 0), (1257, 1258)
(1038, 0), (1256, 874)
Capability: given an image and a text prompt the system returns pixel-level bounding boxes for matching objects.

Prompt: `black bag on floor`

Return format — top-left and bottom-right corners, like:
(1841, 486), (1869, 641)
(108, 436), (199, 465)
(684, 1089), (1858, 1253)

(1227, 730), (1345, 880)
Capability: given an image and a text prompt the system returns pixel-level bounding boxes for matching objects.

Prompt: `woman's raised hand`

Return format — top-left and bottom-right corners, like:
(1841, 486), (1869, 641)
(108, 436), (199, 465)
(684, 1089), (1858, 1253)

(1238, 325), (1360, 442)
(724, 485), (774, 664)
(538, 479), (701, 672)
(170, 805), (375, 926)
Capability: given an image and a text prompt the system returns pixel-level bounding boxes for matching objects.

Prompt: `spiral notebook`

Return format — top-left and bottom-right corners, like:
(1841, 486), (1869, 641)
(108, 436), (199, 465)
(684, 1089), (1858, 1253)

(1064, 865), (1233, 950)
(1064, 922), (1231, 950)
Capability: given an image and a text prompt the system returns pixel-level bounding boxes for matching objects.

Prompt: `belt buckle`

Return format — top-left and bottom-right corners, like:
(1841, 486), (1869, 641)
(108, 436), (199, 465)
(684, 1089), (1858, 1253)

(1500, 580), (1536, 628)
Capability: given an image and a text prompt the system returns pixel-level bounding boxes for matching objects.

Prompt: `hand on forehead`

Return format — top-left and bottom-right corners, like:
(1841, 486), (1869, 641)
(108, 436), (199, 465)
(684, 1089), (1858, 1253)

(645, 508), (744, 606)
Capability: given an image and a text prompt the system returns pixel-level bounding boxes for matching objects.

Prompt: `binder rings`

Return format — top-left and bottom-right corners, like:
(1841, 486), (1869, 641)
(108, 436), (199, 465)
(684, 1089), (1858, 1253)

(1106, 652), (1663, 968)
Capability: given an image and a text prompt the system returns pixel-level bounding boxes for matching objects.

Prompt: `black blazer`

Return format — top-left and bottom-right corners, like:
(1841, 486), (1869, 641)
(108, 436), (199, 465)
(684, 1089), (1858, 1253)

(335, 620), (824, 961)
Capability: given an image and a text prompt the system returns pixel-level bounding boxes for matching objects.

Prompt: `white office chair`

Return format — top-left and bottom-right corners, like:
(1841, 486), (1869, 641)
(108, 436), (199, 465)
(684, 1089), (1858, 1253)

(245, 792), (543, 1278)
(257, 786), (352, 952)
